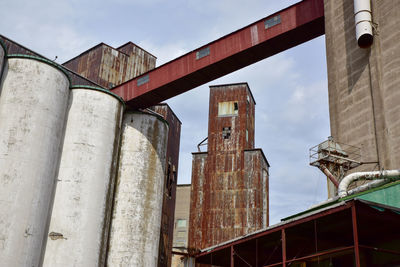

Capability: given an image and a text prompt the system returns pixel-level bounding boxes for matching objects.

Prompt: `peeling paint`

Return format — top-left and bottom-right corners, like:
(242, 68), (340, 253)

(48, 232), (66, 241)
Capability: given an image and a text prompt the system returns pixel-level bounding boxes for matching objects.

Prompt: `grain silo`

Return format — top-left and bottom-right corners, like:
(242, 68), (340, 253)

(107, 110), (168, 266)
(43, 86), (124, 266)
(0, 55), (70, 266)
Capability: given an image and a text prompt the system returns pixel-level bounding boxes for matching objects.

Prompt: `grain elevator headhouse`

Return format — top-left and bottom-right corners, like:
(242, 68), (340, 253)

(189, 83), (270, 250)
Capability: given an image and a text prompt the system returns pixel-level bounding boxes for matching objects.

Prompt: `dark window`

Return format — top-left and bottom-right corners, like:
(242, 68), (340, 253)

(264, 15), (281, 29)
(196, 47), (210, 60)
(137, 74), (149, 86)
(222, 127), (231, 139)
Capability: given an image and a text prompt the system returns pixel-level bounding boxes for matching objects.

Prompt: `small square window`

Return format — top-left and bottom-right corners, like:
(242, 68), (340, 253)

(176, 219), (187, 228)
(222, 127), (231, 139)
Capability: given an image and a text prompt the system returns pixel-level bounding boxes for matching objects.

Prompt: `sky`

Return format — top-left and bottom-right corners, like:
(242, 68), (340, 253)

(1, 0), (331, 224)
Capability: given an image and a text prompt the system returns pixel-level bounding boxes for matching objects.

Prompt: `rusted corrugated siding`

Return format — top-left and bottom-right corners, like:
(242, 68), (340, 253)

(63, 42), (156, 89)
(188, 152), (208, 251)
(189, 83), (269, 250)
(150, 104), (182, 267)
(118, 42), (156, 79)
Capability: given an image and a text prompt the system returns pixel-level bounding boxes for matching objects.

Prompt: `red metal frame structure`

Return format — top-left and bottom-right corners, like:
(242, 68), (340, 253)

(194, 199), (400, 266)
(111, 0), (324, 108)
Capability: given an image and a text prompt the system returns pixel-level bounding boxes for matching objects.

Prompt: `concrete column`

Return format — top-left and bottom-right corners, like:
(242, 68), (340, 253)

(324, 0), (400, 188)
(0, 56), (70, 266)
(107, 111), (168, 266)
(43, 87), (124, 266)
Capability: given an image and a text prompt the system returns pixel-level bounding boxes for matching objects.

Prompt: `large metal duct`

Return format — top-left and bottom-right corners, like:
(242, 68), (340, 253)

(107, 111), (168, 266)
(42, 86), (124, 266)
(0, 55), (70, 266)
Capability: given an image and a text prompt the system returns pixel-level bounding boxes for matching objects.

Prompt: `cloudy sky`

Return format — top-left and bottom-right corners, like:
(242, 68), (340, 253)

(1, 0), (330, 224)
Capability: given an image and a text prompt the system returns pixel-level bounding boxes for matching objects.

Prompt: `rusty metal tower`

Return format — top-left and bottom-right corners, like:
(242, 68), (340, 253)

(189, 83), (269, 250)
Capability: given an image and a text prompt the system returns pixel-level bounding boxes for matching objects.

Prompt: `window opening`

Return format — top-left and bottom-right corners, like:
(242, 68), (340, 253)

(218, 101), (239, 116)
(264, 15), (281, 29)
(222, 127), (231, 139)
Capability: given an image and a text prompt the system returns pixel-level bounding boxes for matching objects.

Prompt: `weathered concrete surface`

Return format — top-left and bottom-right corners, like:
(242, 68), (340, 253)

(43, 88), (124, 266)
(325, 0), (400, 184)
(171, 184), (192, 267)
(0, 57), (70, 266)
(107, 111), (168, 267)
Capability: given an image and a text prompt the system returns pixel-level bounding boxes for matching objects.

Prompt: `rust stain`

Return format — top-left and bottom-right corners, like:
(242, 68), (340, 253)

(189, 83), (269, 250)
(62, 42), (156, 89)
(49, 232), (66, 240)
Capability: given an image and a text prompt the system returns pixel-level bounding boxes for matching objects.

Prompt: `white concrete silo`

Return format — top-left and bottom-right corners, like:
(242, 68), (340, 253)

(42, 86), (125, 266)
(107, 111), (169, 266)
(0, 55), (70, 266)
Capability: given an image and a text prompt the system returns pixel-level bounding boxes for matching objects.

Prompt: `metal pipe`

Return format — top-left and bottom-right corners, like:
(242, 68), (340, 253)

(338, 169), (400, 197)
(318, 164), (339, 188)
(354, 0), (373, 48)
(346, 179), (386, 196)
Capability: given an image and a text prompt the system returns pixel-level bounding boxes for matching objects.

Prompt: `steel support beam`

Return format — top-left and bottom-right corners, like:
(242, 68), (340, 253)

(231, 245), (234, 267)
(352, 204), (361, 267)
(111, 0), (324, 108)
(282, 229), (286, 267)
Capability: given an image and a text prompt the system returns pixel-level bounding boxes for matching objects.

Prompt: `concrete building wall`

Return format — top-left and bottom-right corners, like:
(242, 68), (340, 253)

(43, 88), (124, 266)
(107, 111), (168, 266)
(324, 0), (400, 184)
(189, 83), (269, 250)
(0, 57), (70, 266)
(171, 184), (192, 267)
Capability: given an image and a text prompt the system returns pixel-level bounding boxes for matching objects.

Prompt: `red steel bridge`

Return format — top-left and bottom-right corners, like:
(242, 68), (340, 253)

(111, 0), (324, 108)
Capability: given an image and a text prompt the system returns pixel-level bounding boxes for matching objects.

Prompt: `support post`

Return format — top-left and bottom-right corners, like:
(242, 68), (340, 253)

(351, 204), (361, 267)
(231, 246), (234, 267)
(256, 239), (258, 267)
(282, 229), (287, 267)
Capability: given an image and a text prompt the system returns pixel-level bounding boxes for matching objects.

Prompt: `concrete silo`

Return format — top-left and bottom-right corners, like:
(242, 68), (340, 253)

(107, 111), (168, 266)
(0, 55), (70, 266)
(42, 86), (124, 266)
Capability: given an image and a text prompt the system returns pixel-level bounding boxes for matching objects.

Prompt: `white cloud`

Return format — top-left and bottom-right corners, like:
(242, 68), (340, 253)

(0, 0), (332, 224)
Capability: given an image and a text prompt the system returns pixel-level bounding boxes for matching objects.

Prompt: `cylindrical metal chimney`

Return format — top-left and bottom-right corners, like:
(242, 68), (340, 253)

(354, 0), (373, 48)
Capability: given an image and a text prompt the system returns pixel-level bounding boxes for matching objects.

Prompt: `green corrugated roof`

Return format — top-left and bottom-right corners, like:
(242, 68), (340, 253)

(282, 180), (400, 221)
